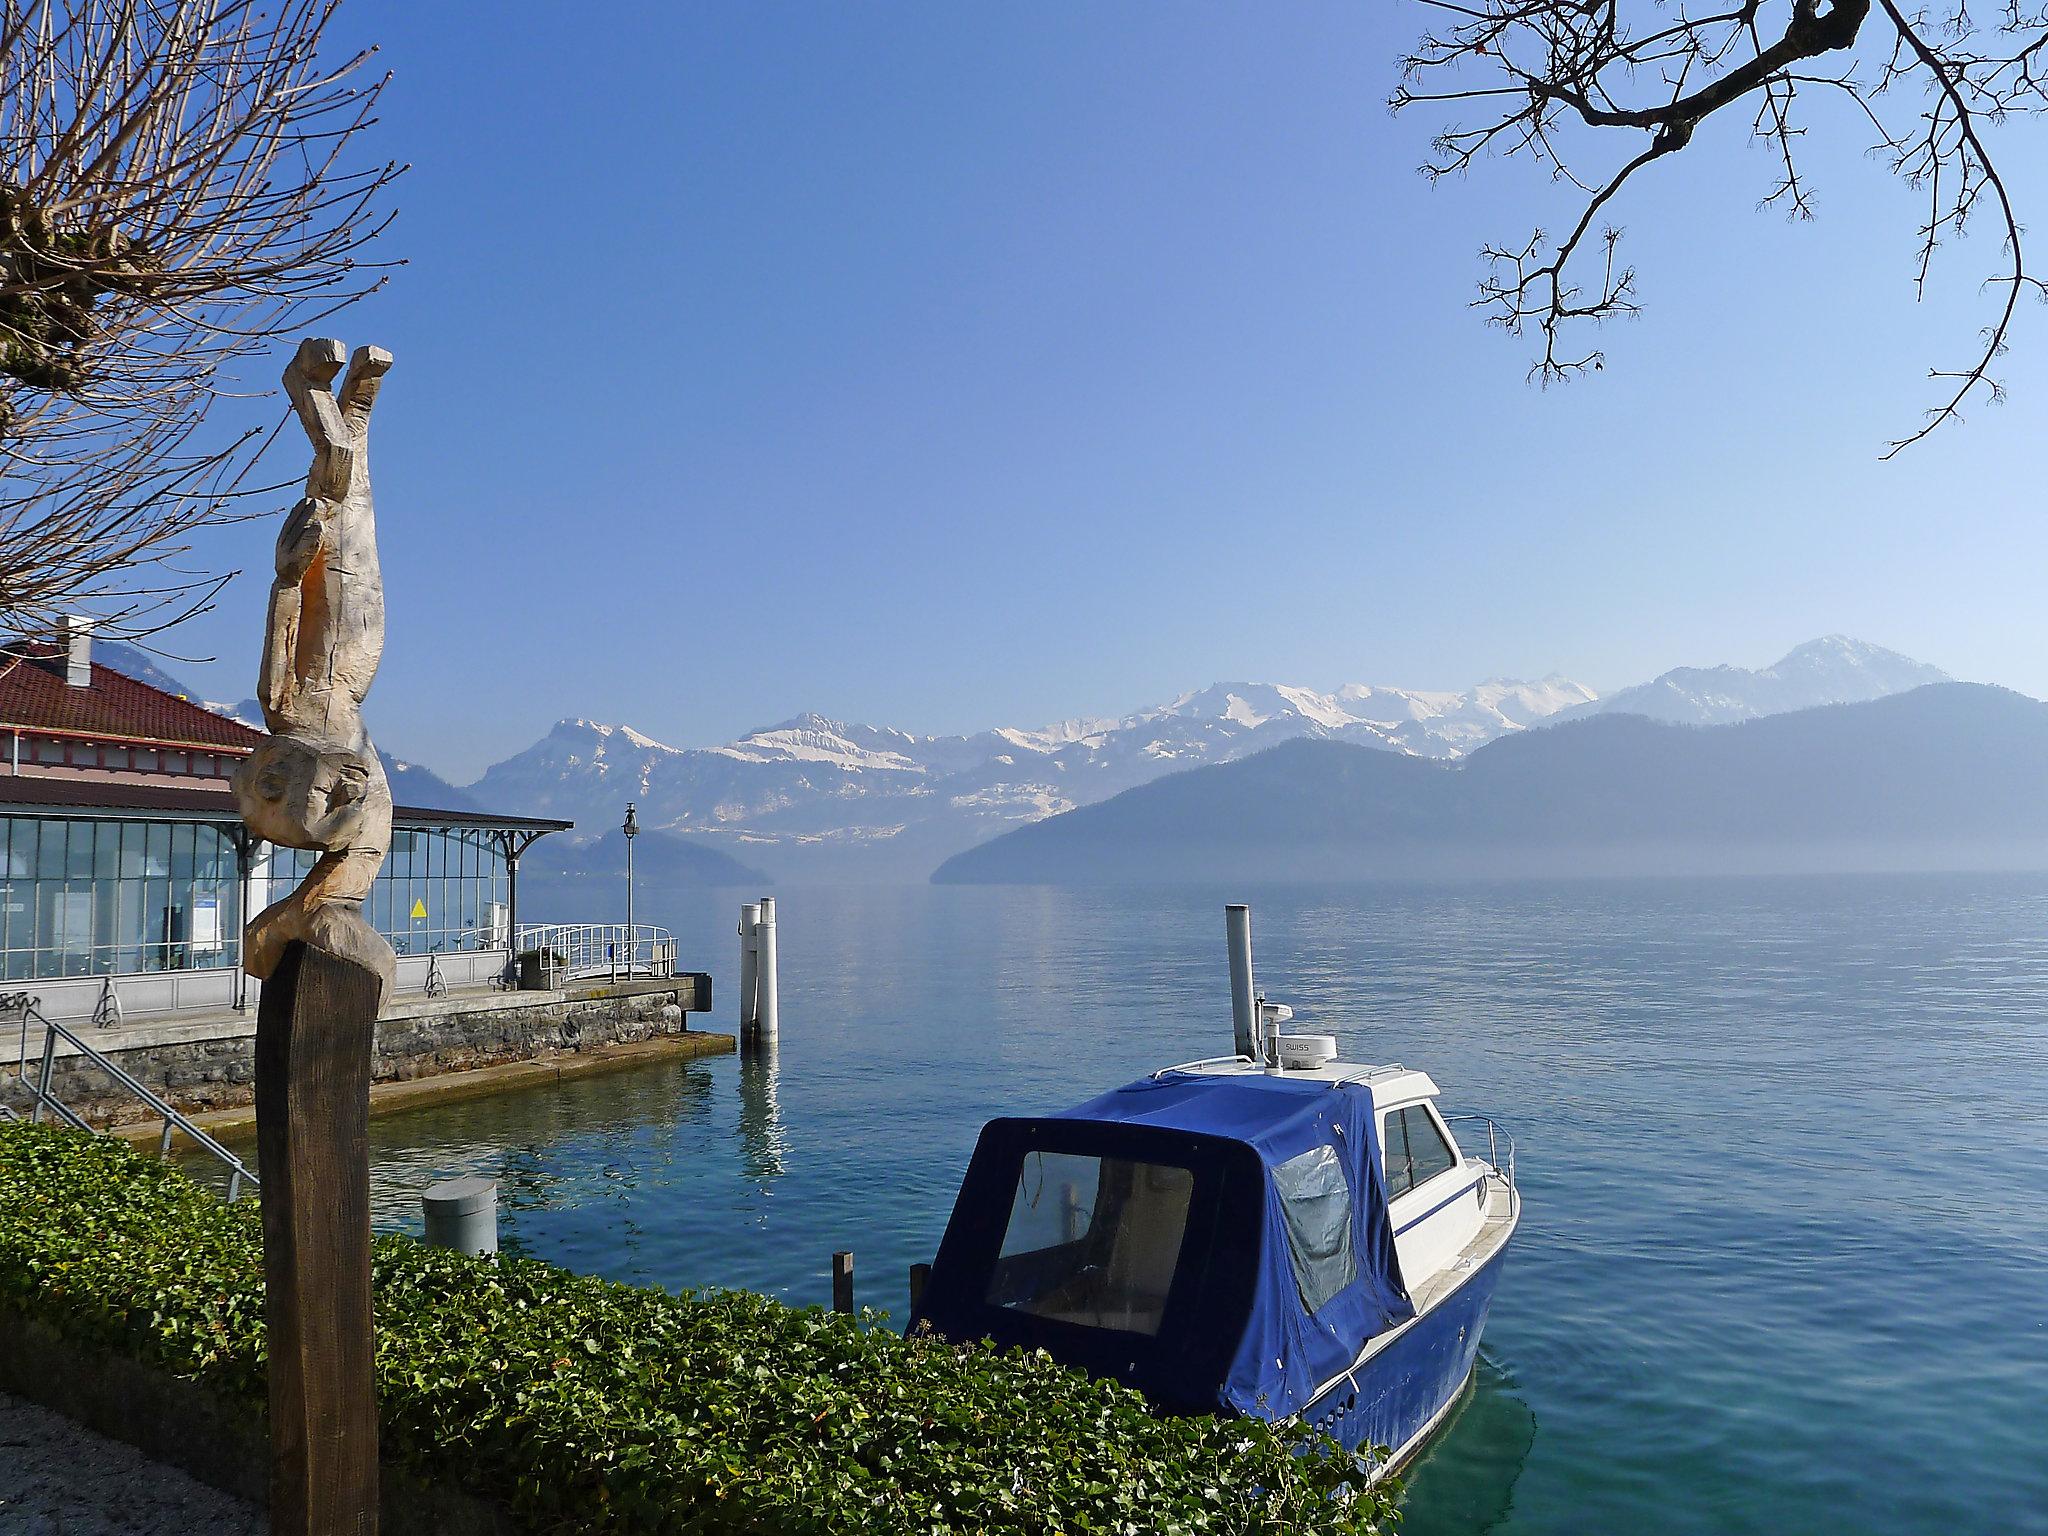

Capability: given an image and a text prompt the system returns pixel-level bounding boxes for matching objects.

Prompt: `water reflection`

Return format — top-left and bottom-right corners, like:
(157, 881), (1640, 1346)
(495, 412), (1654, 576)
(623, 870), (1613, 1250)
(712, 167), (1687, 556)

(737, 1047), (789, 1181)
(1399, 1355), (1538, 1536)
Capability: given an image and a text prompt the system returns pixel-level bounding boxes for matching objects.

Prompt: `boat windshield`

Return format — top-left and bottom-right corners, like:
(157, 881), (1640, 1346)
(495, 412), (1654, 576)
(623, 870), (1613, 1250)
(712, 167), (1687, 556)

(983, 1150), (1194, 1337)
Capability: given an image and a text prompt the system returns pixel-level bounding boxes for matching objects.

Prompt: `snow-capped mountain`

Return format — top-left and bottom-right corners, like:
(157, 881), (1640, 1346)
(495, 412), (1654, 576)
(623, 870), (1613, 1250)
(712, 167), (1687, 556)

(1551, 636), (1947, 728)
(469, 675), (1597, 880)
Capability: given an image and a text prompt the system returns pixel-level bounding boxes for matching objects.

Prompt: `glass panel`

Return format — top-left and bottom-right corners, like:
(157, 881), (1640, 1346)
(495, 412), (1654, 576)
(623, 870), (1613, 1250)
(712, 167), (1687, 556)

(1406, 1108), (1460, 1189)
(1383, 1109), (1414, 1199)
(6, 819), (33, 879)
(985, 1152), (1192, 1337)
(1273, 1144), (1357, 1314)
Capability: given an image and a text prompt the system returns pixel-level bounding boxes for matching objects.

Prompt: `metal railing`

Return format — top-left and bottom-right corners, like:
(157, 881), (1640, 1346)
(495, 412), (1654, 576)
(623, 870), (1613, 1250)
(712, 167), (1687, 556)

(1445, 1113), (1516, 1198)
(3, 991), (257, 1201)
(513, 923), (677, 984)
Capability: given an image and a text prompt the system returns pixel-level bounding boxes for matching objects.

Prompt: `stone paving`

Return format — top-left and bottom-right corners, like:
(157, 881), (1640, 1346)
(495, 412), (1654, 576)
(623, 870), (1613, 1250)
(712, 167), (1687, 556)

(0, 1391), (264, 1534)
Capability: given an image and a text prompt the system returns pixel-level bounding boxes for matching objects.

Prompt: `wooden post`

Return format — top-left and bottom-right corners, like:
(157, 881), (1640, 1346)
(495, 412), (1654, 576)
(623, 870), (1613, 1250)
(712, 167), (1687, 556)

(831, 1250), (855, 1315)
(908, 1262), (930, 1315)
(256, 940), (380, 1536)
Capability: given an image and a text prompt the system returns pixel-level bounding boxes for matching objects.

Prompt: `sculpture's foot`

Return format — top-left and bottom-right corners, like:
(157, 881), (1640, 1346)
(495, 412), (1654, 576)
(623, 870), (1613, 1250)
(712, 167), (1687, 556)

(245, 896), (396, 1007)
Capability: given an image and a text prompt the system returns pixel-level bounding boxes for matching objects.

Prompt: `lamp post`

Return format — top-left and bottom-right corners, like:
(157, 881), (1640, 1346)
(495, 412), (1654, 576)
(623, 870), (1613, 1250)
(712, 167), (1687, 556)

(622, 802), (638, 976)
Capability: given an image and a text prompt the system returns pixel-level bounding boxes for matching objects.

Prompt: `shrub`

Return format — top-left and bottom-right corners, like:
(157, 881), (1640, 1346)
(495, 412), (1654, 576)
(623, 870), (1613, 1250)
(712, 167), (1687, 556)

(0, 1122), (1396, 1534)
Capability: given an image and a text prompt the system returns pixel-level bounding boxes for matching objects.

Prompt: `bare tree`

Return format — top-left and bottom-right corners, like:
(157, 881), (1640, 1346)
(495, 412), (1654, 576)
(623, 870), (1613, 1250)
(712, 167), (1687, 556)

(1391, 0), (2047, 453)
(0, 0), (398, 642)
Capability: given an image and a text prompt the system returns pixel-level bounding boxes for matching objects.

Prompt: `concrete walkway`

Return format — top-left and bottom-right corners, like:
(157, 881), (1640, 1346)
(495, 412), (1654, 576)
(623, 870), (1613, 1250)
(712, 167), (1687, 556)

(0, 1391), (263, 1534)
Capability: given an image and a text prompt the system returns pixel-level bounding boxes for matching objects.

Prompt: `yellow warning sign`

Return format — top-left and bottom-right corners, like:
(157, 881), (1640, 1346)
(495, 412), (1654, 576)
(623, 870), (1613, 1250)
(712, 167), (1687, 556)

(409, 898), (428, 920)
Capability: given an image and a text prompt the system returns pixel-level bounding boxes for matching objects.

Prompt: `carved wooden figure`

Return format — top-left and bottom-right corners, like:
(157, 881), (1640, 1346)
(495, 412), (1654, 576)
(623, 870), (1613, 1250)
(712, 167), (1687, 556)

(237, 338), (397, 1536)
(234, 338), (397, 1000)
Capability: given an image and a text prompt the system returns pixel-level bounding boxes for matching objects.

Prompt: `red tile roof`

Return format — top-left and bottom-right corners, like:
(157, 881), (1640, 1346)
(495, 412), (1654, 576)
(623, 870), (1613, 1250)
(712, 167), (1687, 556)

(0, 645), (265, 751)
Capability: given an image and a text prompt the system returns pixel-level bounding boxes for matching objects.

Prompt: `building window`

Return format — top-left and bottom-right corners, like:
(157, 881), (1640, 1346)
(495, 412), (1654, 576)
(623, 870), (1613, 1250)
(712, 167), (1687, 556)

(0, 816), (240, 981)
(34, 739), (62, 764)
(272, 826), (508, 957)
(103, 747), (129, 770)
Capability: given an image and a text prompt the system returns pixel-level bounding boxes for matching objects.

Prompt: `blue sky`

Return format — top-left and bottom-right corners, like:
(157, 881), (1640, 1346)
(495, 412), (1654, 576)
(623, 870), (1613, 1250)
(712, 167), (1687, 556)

(159, 3), (2048, 782)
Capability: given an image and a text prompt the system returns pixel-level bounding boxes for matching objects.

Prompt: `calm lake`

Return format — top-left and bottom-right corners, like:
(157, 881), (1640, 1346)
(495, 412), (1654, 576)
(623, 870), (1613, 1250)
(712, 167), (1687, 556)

(228, 876), (2048, 1535)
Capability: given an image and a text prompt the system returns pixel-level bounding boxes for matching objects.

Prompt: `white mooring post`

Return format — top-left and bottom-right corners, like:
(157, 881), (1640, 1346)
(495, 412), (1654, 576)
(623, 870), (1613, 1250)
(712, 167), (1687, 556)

(752, 896), (779, 1049)
(738, 901), (761, 1036)
(1226, 903), (1257, 1059)
(740, 898), (779, 1052)
(421, 1176), (498, 1256)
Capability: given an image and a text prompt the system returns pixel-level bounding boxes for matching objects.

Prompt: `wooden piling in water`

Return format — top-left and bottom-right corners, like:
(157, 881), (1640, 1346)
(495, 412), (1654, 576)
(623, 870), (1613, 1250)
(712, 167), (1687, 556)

(831, 1250), (855, 1314)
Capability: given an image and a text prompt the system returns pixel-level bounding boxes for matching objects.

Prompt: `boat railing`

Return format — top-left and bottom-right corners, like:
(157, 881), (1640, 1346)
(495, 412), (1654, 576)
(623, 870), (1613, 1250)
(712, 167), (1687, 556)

(1445, 1113), (1516, 1199)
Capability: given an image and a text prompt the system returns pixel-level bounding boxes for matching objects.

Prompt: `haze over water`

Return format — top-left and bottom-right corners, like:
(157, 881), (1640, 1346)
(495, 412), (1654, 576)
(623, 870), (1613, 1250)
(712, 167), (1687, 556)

(259, 876), (2048, 1536)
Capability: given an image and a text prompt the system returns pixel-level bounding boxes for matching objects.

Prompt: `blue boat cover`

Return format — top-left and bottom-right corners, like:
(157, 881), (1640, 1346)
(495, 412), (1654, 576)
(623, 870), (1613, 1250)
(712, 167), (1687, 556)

(911, 1070), (1415, 1421)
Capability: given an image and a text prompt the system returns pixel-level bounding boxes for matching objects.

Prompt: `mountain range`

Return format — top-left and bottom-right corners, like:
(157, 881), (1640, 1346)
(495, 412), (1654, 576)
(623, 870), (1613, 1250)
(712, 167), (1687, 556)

(99, 634), (1967, 882)
(934, 683), (2048, 884)
(461, 636), (1944, 879)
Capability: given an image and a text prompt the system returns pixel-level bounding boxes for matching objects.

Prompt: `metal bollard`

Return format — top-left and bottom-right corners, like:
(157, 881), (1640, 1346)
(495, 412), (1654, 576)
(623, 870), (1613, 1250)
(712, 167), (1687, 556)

(421, 1176), (498, 1256)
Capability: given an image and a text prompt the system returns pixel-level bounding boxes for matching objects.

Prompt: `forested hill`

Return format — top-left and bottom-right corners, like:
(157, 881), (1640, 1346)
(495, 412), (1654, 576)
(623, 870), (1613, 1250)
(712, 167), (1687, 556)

(932, 683), (2048, 884)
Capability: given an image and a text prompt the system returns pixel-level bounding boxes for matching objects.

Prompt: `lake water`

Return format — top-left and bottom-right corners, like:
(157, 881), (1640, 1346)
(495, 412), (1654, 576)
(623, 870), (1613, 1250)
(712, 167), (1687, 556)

(216, 876), (2048, 1535)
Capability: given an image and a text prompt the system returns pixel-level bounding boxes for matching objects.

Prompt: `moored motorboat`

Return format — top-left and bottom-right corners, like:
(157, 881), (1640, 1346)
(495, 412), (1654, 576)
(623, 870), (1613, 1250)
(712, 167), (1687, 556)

(910, 904), (1519, 1477)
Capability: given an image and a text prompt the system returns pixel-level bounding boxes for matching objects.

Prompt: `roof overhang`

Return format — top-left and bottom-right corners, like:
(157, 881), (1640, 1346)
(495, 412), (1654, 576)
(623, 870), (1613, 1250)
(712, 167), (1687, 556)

(0, 774), (572, 836)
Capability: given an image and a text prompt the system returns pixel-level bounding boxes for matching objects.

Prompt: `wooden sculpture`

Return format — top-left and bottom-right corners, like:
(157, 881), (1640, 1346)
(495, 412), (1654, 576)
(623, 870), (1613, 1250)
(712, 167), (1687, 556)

(235, 337), (395, 1536)
(234, 337), (397, 1002)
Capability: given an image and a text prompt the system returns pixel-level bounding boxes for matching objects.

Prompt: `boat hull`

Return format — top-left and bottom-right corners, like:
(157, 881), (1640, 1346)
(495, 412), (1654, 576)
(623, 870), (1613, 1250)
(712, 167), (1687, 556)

(1299, 1235), (1510, 1474)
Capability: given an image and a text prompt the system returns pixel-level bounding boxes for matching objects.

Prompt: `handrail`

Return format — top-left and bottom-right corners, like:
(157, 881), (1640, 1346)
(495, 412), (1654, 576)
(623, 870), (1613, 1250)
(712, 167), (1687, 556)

(1444, 1113), (1516, 1200)
(3, 991), (258, 1201)
(513, 922), (677, 983)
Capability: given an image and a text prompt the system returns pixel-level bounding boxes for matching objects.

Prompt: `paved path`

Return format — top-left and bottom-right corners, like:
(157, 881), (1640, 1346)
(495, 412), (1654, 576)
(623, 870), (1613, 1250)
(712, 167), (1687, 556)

(0, 1391), (264, 1534)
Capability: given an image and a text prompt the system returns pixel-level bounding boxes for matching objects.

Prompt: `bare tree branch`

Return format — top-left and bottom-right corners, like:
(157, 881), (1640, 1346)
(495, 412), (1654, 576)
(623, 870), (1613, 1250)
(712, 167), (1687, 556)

(0, 0), (401, 640)
(1391, 0), (2048, 451)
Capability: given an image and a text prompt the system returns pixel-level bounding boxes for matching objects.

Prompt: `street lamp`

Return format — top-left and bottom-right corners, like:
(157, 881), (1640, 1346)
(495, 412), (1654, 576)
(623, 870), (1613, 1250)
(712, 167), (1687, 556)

(622, 802), (639, 976)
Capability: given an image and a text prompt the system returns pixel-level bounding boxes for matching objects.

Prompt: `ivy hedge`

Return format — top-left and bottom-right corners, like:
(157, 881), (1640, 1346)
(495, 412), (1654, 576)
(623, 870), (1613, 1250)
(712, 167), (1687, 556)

(0, 1122), (1397, 1534)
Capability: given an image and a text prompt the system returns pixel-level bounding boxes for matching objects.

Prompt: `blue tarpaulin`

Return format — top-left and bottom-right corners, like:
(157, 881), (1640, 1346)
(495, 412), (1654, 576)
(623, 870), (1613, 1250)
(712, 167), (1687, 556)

(911, 1070), (1414, 1420)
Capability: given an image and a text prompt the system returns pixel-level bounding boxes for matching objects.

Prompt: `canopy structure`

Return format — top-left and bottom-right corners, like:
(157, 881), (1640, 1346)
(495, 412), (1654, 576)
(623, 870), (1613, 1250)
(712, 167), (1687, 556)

(913, 1069), (1414, 1420)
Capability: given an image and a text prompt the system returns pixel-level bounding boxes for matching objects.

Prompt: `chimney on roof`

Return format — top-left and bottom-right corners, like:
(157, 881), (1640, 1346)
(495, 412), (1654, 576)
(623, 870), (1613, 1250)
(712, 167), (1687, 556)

(59, 615), (91, 688)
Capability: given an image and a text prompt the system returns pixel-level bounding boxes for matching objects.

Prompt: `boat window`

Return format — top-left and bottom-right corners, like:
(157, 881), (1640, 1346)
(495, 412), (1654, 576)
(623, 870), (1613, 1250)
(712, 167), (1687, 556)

(1405, 1108), (1459, 1188)
(984, 1151), (1193, 1337)
(1272, 1143), (1356, 1314)
(1382, 1108), (1414, 1198)
(1384, 1107), (1458, 1199)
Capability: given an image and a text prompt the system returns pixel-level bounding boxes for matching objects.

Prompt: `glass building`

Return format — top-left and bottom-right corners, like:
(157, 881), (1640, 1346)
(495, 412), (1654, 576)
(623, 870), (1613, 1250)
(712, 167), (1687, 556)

(0, 631), (568, 1019)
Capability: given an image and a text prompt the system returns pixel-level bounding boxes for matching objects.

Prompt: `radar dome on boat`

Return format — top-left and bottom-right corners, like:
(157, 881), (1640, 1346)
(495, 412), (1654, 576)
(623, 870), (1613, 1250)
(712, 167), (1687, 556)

(1276, 1033), (1338, 1069)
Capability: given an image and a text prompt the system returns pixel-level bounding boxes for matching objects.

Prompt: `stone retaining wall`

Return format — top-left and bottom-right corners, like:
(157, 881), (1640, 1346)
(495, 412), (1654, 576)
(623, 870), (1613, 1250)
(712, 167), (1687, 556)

(26, 982), (703, 1129)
